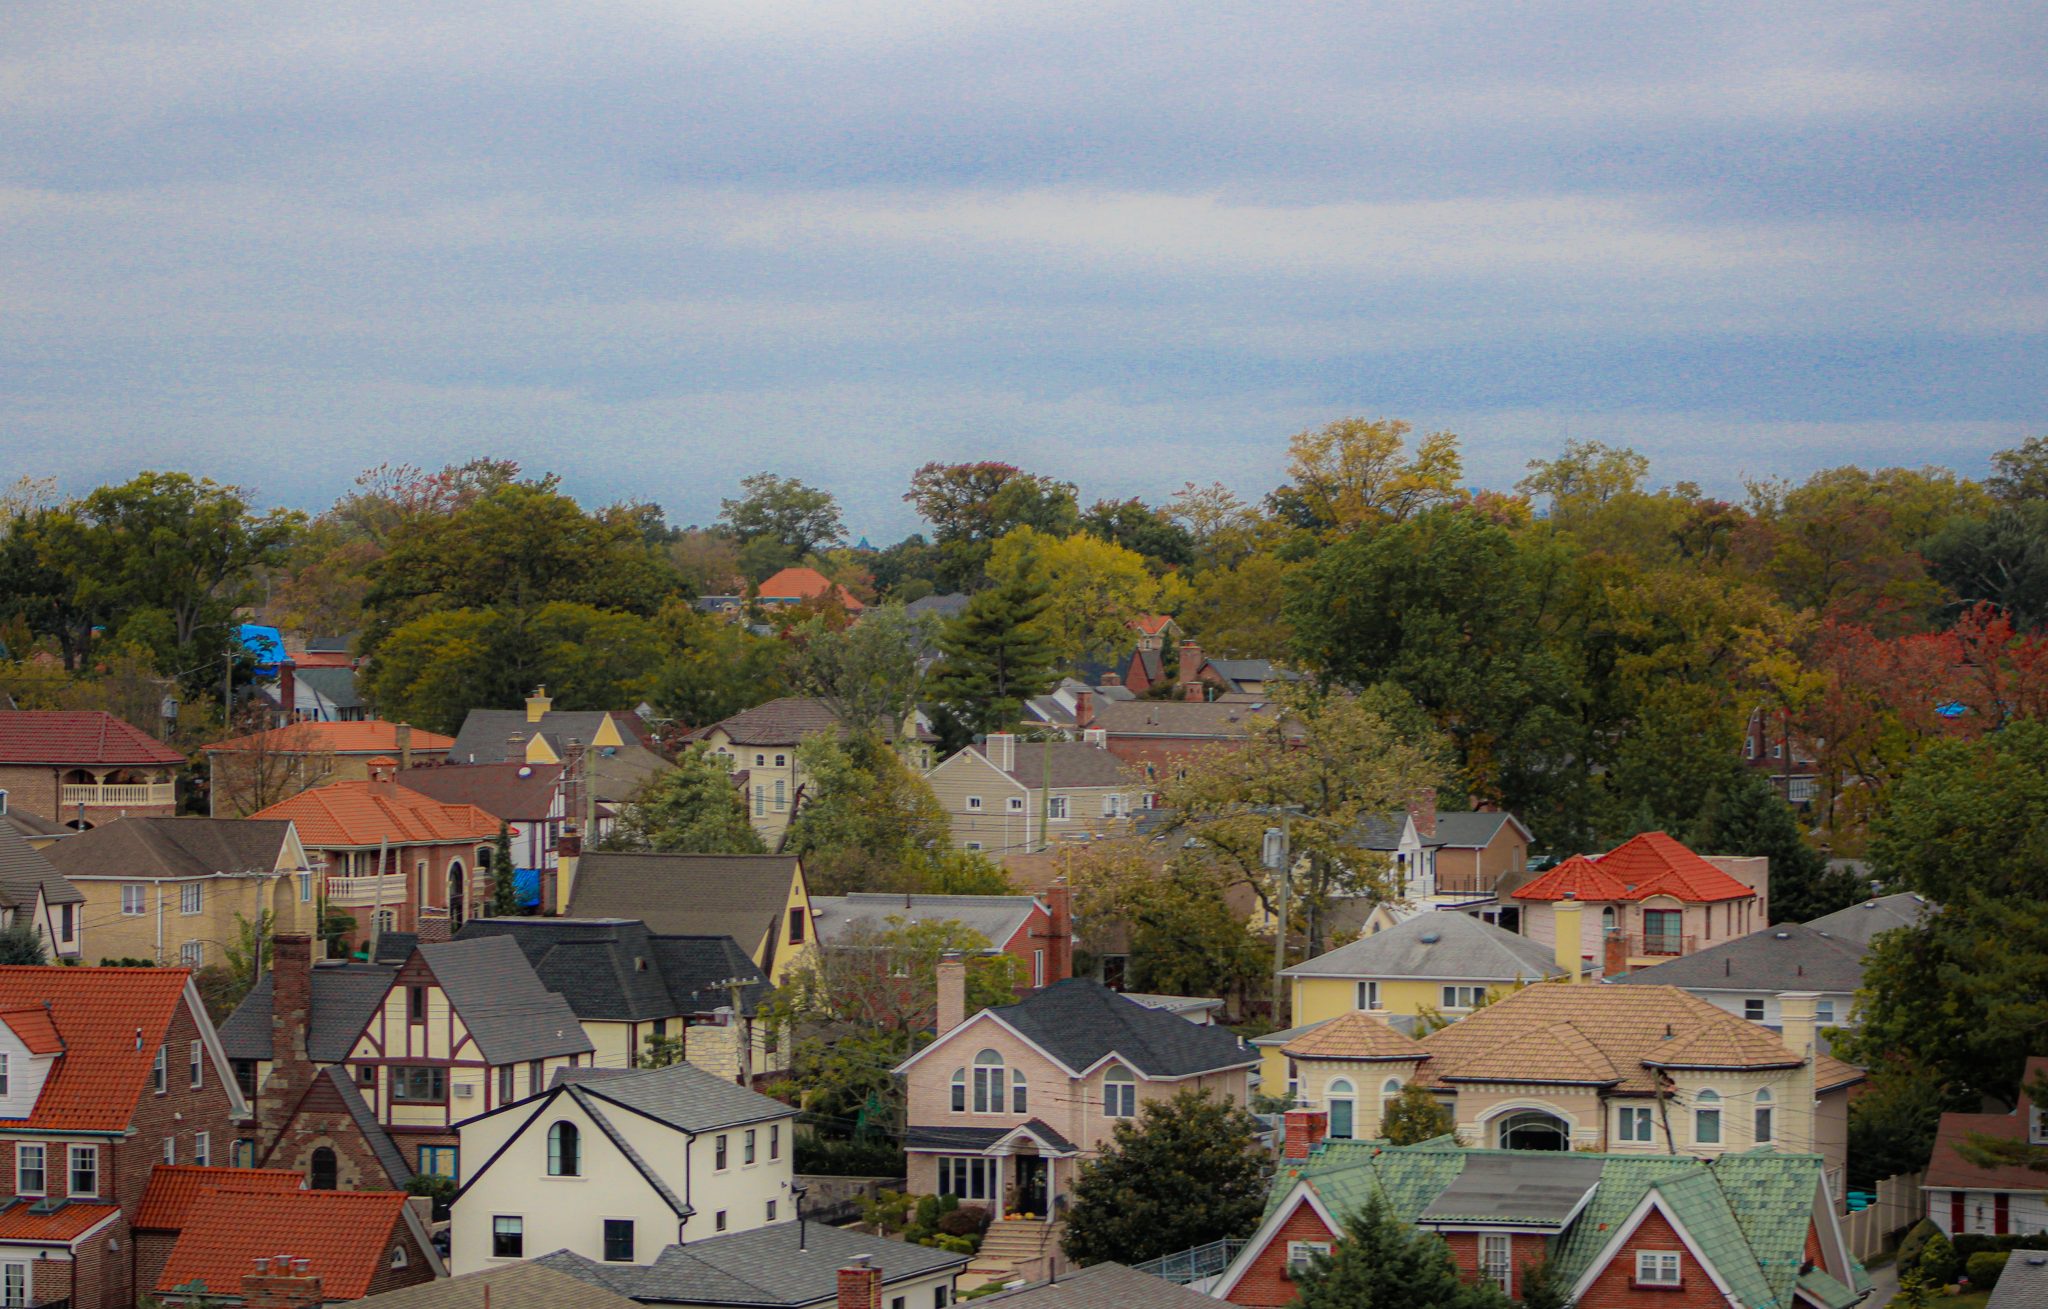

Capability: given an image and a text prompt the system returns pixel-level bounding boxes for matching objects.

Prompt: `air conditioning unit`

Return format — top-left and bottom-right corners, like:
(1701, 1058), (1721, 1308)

(452, 1083), (475, 1098)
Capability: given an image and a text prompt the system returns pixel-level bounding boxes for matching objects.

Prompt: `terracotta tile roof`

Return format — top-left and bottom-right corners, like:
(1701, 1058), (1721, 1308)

(0, 965), (193, 1130)
(205, 721), (455, 756)
(136, 1165), (303, 1231)
(0, 1201), (120, 1243)
(0, 710), (185, 766)
(1449, 1020), (1625, 1084)
(159, 1186), (412, 1300)
(1281, 1011), (1429, 1062)
(251, 780), (499, 848)
(1129, 615), (1175, 636)
(756, 566), (864, 610)
(0, 1007), (64, 1054)
(1513, 832), (1757, 904)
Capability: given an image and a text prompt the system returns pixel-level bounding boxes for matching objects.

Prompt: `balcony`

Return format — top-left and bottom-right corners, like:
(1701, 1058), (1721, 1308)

(324, 873), (409, 906)
(1612, 930), (1696, 959)
(60, 782), (175, 809)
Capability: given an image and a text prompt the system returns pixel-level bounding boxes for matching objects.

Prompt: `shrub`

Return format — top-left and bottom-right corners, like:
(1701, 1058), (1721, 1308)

(1966, 1252), (2009, 1290)
(1919, 1231), (1960, 1287)
(938, 1206), (991, 1238)
(928, 1234), (976, 1255)
(1953, 1234), (1999, 1259)
(1897, 1220), (1939, 1270)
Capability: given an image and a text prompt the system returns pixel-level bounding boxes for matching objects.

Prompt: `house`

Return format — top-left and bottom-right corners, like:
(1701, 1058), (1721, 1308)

(132, 1164), (305, 1295)
(1278, 981), (1862, 1194)
(203, 721), (454, 817)
(251, 757), (501, 939)
(533, 1225), (966, 1309)
(896, 969), (1256, 1282)
(399, 759), (569, 884)
(810, 887), (1073, 991)
(0, 964), (247, 1309)
(449, 1060), (799, 1274)
(1802, 891), (1934, 950)
(0, 709), (184, 829)
(923, 734), (1139, 854)
(1166, 641), (1301, 701)
(447, 689), (671, 814)
(0, 820), (86, 959)
(694, 697), (937, 846)
(1744, 704), (1822, 804)
(154, 1186), (442, 1304)
(1924, 1055), (2048, 1237)
(906, 592), (972, 621)
(1607, 923), (1866, 1030)
(754, 566), (865, 613)
(1430, 810), (1538, 907)
(564, 851), (816, 988)
(354, 1261), (643, 1309)
(43, 817), (320, 968)
(1021, 678), (1136, 734)
(1513, 831), (1768, 973)
(452, 916), (778, 1081)
(1069, 693), (1297, 775)
(963, 1260), (1219, 1309)
(0, 792), (71, 850)
(1212, 1134), (1866, 1309)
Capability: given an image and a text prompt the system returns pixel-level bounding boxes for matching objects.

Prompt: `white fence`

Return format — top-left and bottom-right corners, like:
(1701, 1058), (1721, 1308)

(1844, 1170), (1926, 1261)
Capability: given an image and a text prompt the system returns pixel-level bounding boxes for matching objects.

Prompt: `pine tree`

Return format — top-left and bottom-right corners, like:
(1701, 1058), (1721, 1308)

(1295, 1194), (1510, 1309)
(1698, 770), (1860, 922)
(1060, 1089), (1267, 1266)
(926, 571), (1058, 740)
(1514, 1258), (1574, 1309)
(487, 822), (520, 917)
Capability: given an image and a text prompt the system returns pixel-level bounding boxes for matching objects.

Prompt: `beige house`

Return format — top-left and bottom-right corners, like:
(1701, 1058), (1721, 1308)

(42, 817), (321, 967)
(694, 697), (936, 847)
(923, 734), (1139, 855)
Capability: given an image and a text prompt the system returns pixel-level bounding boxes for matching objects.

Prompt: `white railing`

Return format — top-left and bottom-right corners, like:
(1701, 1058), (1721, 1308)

(324, 873), (409, 905)
(60, 782), (175, 808)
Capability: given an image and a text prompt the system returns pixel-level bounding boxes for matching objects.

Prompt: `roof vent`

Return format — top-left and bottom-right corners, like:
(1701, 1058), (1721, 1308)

(517, 765), (533, 778)
(1418, 932), (1441, 945)
(1773, 931), (1790, 939)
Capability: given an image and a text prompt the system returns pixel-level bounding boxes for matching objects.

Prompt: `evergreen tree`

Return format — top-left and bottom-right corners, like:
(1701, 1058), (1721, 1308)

(1061, 1089), (1267, 1266)
(1380, 1082), (1458, 1145)
(1294, 1194), (1510, 1309)
(1514, 1258), (1574, 1309)
(926, 571), (1058, 740)
(0, 923), (47, 966)
(487, 822), (520, 917)
(606, 747), (765, 855)
(1697, 770), (1862, 923)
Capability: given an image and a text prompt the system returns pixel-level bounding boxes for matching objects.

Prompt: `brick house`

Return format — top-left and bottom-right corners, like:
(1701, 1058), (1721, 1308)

(133, 1164), (304, 1294)
(0, 709), (184, 830)
(1213, 1134), (1867, 1309)
(1514, 832), (1769, 972)
(154, 1185), (442, 1304)
(0, 964), (246, 1309)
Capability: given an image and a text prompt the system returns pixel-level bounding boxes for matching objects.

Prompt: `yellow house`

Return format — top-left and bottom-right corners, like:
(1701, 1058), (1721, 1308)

(44, 816), (322, 967)
(694, 696), (937, 848)
(446, 690), (673, 820)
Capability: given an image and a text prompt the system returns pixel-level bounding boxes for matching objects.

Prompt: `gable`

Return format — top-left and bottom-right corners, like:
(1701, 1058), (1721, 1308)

(1570, 1194), (1740, 1308)
(1216, 1185), (1341, 1306)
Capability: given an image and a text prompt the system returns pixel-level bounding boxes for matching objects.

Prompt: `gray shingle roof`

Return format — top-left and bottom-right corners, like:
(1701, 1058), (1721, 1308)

(902, 1118), (1077, 1154)
(1801, 893), (1935, 949)
(1607, 923), (1867, 994)
(965, 1261), (1222, 1309)
(1282, 911), (1564, 983)
(567, 852), (800, 951)
(42, 817), (294, 881)
(543, 1222), (967, 1307)
(457, 917), (690, 1021)
(0, 820), (82, 910)
(1429, 812), (1529, 849)
(647, 935), (771, 1016)
(555, 1059), (793, 1135)
(399, 762), (561, 820)
(447, 710), (669, 803)
(984, 979), (1255, 1078)
(1203, 658), (1301, 688)
(811, 893), (1039, 953)
(1990, 1254), (2048, 1309)
(220, 962), (398, 1062)
(294, 666), (365, 713)
(320, 1064), (414, 1186)
(978, 741), (1129, 789)
(417, 935), (594, 1064)
(1417, 1152), (1605, 1227)
(355, 1261), (641, 1309)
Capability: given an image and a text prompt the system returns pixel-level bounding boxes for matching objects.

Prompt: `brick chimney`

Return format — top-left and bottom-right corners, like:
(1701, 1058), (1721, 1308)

(1044, 881), (1074, 984)
(259, 934), (317, 1153)
(936, 951), (966, 1036)
(365, 756), (397, 791)
(1407, 787), (1437, 839)
(1603, 925), (1628, 979)
(416, 906), (451, 945)
(395, 722), (413, 770)
(243, 1256), (324, 1309)
(1073, 688), (1094, 729)
(837, 1256), (882, 1309)
(277, 663), (296, 723)
(1283, 1108), (1329, 1160)
(526, 686), (552, 724)
(1178, 640), (1203, 692)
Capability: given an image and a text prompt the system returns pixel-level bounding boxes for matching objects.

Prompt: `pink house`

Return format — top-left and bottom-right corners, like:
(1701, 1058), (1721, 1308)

(1514, 831), (1768, 974)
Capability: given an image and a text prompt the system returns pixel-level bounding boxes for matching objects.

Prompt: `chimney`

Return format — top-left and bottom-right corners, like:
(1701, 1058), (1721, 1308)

(1283, 1107), (1329, 1160)
(837, 1257), (882, 1309)
(242, 1256), (324, 1309)
(277, 662), (296, 724)
(1603, 926), (1628, 979)
(259, 934), (317, 1152)
(553, 823), (583, 915)
(1100, 672), (1121, 688)
(366, 756), (397, 790)
(1778, 991), (1821, 1158)
(985, 733), (1016, 773)
(936, 951), (967, 1036)
(1178, 639), (1202, 687)
(1044, 881), (1074, 984)
(395, 722), (413, 770)
(417, 906), (452, 945)
(1552, 899), (1583, 983)
(1073, 688), (1094, 729)
(526, 686), (552, 724)
(1407, 787), (1437, 839)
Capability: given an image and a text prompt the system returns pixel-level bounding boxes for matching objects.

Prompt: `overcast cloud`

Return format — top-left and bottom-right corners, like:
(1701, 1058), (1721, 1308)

(3, 2), (2043, 536)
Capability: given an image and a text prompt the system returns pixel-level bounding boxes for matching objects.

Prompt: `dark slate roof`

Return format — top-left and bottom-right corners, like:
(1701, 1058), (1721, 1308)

(1801, 893), (1935, 950)
(1416, 1152), (1604, 1228)
(295, 666), (365, 712)
(1204, 658), (1301, 688)
(399, 762), (561, 821)
(42, 817), (294, 881)
(647, 935), (771, 1016)
(220, 962), (397, 1062)
(903, 1125), (1008, 1151)
(1350, 810), (1445, 851)
(967, 1262), (1225, 1309)
(450, 709), (625, 764)
(416, 936), (594, 1064)
(556, 1060), (793, 1134)
(543, 1223), (967, 1307)
(372, 933), (418, 964)
(455, 917), (768, 1020)
(985, 979), (1255, 1077)
(319, 1064), (414, 1186)
(0, 821), (83, 911)
(567, 852), (800, 947)
(1607, 923), (1867, 994)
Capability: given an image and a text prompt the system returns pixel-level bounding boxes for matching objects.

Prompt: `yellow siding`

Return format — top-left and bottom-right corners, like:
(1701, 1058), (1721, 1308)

(1291, 976), (1455, 1026)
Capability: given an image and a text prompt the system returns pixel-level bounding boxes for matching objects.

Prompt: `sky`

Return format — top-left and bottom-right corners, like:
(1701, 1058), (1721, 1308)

(3, 2), (2044, 539)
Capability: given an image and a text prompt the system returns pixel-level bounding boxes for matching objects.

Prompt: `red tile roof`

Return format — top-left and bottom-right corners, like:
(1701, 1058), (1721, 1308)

(206, 722), (455, 757)
(251, 780), (500, 849)
(1513, 831), (1757, 904)
(0, 1007), (64, 1055)
(157, 1187), (411, 1300)
(0, 711), (185, 767)
(756, 566), (864, 610)
(0, 966), (194, 1131)
(1129, 614), (1175, 636)
(0, 1202), (120, 1243)
(137, 1165), (304, 1231)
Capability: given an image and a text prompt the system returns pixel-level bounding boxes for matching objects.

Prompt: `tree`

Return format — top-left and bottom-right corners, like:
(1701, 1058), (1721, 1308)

(1871, 721), (2048, 906)
(1061, 1089), (1268, 1266)
(652, 602), (791, 728)
(1170, 480), (1262, 570)
(781, 734), (954, 895)
(0, 923), (47, 966)
(1845, 1063), (1952, 1189)
(925, 571), (1059, 739)
(358, 609), (510, 733)
(1924, 503), (2048, 631)
(1694, 770), (1864, 923)
(1514, 1259), (1575, 1309)
(785, 604), (933, 736)
(770, 919), (1022, 1040)
(985, 527), (1185, 665)
(487, 823), (520, 917)
(1517, 441), (1650, 523)
(208, 713), (336, 817)
(904, 462), (1080, 590)
(718, 473), (845, 560)
(1070, 844), (1268, 1010)
(1988, 437), (2048, 505)
(1292, 1194), (1509, 1309)
(1276, 417), (1464, 535)
(1179, 555), (1295, 660)
(1380, 1082), (1458, 1145)
(1080, 497), (1194, 571)
(606, 748), (766, 854)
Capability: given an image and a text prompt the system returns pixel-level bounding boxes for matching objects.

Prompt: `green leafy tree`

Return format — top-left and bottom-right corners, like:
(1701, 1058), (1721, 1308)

(1695, 770), (1864, 923)
(637, 1029), (687, 1069)
(1061, 1088), (1268, 1266)
(904, 462), (1080, 591)
(785, 604), (933, 739)
(1989, 437), (2048, 505)
(607, 747), (765, 854)
(652, 602), (791, 728)
(1380, 1082), (1458, 1145)
(1514, 1259), (1574, 1309)
(718, 473), (845, 560)
(358, 609), (509, 733)
(1292, 1194), (1511, 1309)
(1844, 1062), (1952, 1189)
(487, 823), (520, 917)
(925, 571), (1059, 740)
(1080, 497), (1194, 571)
(1871, 721), (2048, 905)
(781, 734), (953, 895)
(986, 527), (1186, 665)
(1073, 844), (1268, 1008)
(1923, 503), (2048, 631)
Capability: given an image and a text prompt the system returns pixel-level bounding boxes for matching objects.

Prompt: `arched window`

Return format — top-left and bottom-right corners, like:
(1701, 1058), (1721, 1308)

(950, 1068), (966, 1113)
(548, 1121), (581, 1176)
(1327, 1079), (1356, 1140)
(1104, 1066), (1136, 1118)
(1382, 1077), (1403, 1105)
(1694, 1090), (1722, 1145)
(1600, 906), (1617, 935)
(1754, 1088), (1774, 1143)
(1496, 1110), (1571, 1151)
(309, 1146), (338, 1190)
(972, 1050), (1004, 1113)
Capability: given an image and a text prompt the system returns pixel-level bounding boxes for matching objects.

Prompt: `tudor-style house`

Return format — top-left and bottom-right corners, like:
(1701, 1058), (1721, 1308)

(0, 821), (86, 960)
(923, 734), (1140, 854)
(564, 851), (816, 987)
(1213, 1133), (1867, 1309)
(450, 1061), (799, 1275)
(0, 709), (184, 830)
(0, 964), (247, 1309)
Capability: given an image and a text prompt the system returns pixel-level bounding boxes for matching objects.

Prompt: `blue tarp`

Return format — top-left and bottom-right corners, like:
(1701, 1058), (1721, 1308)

(514, 868), (543, 909)
(238, 623), (287, 671)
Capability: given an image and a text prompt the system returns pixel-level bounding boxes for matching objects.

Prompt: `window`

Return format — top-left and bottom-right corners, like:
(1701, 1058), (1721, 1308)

(950, 1068), (966, 1113)
(604, 1219), (636, 1263)
(965, 842), (982, 851)
(234, 1060), (259, 1099)
(529, 1060), (544, 1094)
(408, 985), (427, 1024)
(938, 1156), (1000, 1200)
(190, 1040), (204, 1088)
(1102, 794), (1124, 818)
(715, 1210), (728, 1232)
(194, 1132), (210, 1166)
(788, 907), (806, 945)
(1440, 985), (1484, 1010)
(1481, 1234), (1512, 1293)
(163, 1137), (176, 1164)
(1, 1262), (23, 1308)
(1744, 998), (1766, 1021)
(299, 871), (313, 902)
(1287, 1241), (1332, 1277)
(15, 1145), (42, 1196)
(0, 1053), (7, 1097)
(770, 1124), (780, 1160)
(122, 884), (147, 916)
(1382, 1077), (1403, 1110)
(359, 1064), (377, 1088)
(391, 1246), (408, 1270)
(1643, 908), (1684, 955)
(1047, 796), (1069, 820)
(774, 754), (786, 768)
(1008, 796), (1026, 813)
(754, 787), (765, 816)
(1356, 981), (1381, 1010)
(966, 796), (983, 811)
(1617, 1105), (1654, 1143)
(390, 1067), (448, 1103)
(498, 1065), (515, 1102)
(1816, 999), (1837, 1024)
(492, 1216), (523, 1259)
(310, 1146), (338, 1190)
(1033, 948), (1045, 987)
(180, 883), (202, 914)
(744, 1128), (757, 1165)
(936, 1287), (951, 1309)
(1754, 1089), (1774, 1143)
(715, 1134), (729, 1170)
(972, 1050), (1005, 1113)
(1013, 1069), (1028, 1113)
(419, 1146), (459, 1178)
(231, 1139), (255, 1167)
(180, 941), (203, 967)
(1327, 1079), (1356, 1139)
(1636, 1252), (1682, 1286)
(1104, 1066), (1136, 1118)
(153, 1044), (167, 1094)
(774, 780), (786, 810)
(767, 1199), (778, 1221)
(69, 1145), (98, 1197)
(374, 909), (395, 936)
(892, 1298), (906, 1309)
(1695, 1089), (1722, 1145)
(548, 1121), (581, 1176)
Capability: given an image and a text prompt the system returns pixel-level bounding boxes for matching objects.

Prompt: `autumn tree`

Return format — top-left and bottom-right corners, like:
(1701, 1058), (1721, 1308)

(904, 462), (1080, 590)
(985, 527), (1185, 665)
(1179, 554), (1294, 659)
(1273, 417), (1464, 536)
(1080, 497), (1194, 572)
(1069, 843), (1268, 1009)
(1989, 437), (2048, 505)
(1517, 440), (1650, 524)
(718, 473), (846, 560)
(208, 714), (334, 818)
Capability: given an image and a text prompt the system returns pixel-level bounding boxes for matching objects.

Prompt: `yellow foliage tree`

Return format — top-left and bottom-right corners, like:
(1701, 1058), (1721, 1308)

(1282, 417), (1464, 534)
(986, 527), (1188, 664)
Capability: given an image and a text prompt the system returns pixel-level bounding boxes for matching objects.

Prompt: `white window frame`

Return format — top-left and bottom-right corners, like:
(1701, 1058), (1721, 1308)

(1481, 1233), (1512, 1293)
(1287, 1241), (1332, 1277)
(180, 941), (203, 967)
(1754, 1088), (1774, 1143)
(179, 883), (202, 915)
(1743, 998), (1766, 1021)
(1104, 1066), (1136, 1118)
(122, 885), (147, 916)
(190, 1039), (204, 1088)
(1636, 1251), (1682, 1286)
(1356, 980), (1381, 1010)
(0, 1261), (25, 1309)
(966, 796), (983, 812)
(162, 1137), (175, 1164)
(938, 1155), (1000, 1201)
(1033, 948), (1045, 987)
(69, 1144), (98, 1198)
(1047, 796), (1069, 820)
(1440, 985), (1483, 1010)
(1008, 797), (1026, 813)
(194, 1132), (210, 1166)
(14, 1145), (42, 1197)
(1694, 1090), (1722, 1145)
(1816, 999), (1836, 1023)
(153, 1044), (167, 1094)
(1618, 1104), (1654, 1143)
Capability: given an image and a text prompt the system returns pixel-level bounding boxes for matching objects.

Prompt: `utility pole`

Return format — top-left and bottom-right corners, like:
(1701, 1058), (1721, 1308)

(1039, 737), (1051, 853)
(1266, 812), (1292, 1025)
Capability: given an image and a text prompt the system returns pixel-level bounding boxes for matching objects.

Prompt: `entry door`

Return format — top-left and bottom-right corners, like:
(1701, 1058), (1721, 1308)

(1014, 1156), (1048, 1216)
